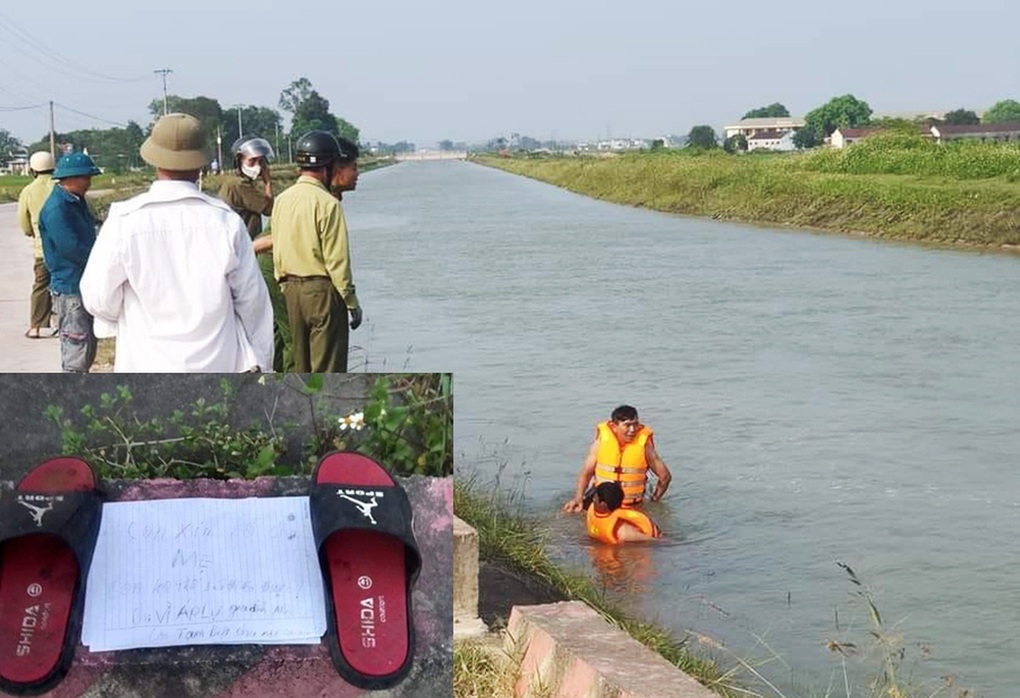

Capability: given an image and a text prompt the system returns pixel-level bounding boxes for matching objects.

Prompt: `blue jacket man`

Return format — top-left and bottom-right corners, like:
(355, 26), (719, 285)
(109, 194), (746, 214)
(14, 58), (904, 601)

(39, 152), (101, 372)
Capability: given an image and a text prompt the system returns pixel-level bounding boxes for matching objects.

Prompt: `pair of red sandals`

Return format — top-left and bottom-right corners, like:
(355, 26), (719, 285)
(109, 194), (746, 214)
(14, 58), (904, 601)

(0, 452), (421, 695)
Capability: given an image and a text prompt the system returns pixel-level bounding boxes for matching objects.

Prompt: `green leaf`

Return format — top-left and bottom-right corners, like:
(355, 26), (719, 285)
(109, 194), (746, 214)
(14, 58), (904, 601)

(303, 374), (324, 394)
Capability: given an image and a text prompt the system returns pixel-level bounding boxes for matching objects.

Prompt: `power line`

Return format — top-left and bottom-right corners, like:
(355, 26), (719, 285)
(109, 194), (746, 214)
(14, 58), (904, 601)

(0, 11), (151, 84)
(53, 102), (128, 128)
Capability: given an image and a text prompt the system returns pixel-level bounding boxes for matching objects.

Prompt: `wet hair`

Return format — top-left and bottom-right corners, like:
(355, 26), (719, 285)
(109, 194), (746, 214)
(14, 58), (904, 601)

(610, 405), (638, 422)
(595, 481), (625, 511)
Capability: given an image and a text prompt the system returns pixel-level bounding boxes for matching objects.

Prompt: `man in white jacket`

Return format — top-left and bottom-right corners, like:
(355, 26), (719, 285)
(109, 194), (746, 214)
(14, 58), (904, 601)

(81, 113), (273, 372)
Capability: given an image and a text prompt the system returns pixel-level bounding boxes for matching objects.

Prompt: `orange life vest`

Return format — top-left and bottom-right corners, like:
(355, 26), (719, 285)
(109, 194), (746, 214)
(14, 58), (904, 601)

(593, 421), (653, 506)
(586, 506), (661, 544)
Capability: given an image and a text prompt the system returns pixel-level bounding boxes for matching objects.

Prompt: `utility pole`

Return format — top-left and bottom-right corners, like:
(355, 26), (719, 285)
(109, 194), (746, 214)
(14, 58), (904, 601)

(274, 120), (280, 160)
(49, 101), (55, 158)
(216, 124), (223, 174)
(235, 105), (243, 140)
(153, 68), (173, 115)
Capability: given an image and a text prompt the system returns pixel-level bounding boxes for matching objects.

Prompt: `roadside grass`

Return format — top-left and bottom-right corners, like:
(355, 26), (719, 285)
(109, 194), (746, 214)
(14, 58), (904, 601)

(453, 638), (520, 698)
(477, 137), (1020, 249)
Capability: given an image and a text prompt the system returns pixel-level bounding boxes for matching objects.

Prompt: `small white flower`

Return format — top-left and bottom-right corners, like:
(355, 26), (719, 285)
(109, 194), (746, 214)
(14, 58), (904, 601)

(338, 410), (366, 432)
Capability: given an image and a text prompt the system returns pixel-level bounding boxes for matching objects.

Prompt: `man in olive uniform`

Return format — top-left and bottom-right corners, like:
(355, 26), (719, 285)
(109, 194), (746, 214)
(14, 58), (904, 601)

(16, 151), (57, 338)
(271, 131), (362, 372)
(218, 135), (292, 371)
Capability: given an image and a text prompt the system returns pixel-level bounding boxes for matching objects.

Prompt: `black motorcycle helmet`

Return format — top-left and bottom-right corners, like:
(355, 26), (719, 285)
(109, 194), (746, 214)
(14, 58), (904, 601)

(294, 130), (342, 168)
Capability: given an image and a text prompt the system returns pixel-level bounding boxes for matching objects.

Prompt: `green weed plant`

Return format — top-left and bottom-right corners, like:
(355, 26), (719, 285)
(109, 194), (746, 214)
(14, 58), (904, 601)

(45, 374), (453, 480)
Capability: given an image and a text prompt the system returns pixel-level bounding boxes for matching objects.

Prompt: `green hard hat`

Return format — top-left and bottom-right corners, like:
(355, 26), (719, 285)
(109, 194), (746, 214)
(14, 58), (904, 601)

(53, 152), (101, 179)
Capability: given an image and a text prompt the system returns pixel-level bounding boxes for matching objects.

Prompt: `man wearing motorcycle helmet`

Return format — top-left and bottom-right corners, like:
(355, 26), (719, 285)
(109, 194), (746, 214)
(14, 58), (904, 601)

(218, 136), (291, 371)
(271, 130), (362, 372)
(219, 136), (275, 249)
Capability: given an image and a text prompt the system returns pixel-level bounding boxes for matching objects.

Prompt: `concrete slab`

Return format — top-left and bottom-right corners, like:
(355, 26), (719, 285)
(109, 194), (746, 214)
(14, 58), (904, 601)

(0, 475), (453, 697)
(507, 601), (716, 698)
(0, 202), (60, 372)
(453, 517), (487, 640)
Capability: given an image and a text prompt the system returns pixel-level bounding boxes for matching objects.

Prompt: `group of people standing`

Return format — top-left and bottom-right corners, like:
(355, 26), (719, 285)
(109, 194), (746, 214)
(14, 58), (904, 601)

(16, 112), (362, 373)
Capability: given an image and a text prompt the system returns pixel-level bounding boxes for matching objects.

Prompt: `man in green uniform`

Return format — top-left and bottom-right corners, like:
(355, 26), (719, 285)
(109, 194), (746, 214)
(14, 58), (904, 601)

(218, 135), (291, 371)
(16, 151), (56, 338)
(271, 131), (362, 372)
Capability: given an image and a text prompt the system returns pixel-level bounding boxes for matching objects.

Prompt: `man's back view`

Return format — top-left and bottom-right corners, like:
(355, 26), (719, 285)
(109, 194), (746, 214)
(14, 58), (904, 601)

(81, 113), (273, 372)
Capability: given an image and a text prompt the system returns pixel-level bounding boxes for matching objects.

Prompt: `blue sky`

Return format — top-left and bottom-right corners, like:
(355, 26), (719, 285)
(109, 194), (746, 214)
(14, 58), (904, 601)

(1, 0), (1018, 148)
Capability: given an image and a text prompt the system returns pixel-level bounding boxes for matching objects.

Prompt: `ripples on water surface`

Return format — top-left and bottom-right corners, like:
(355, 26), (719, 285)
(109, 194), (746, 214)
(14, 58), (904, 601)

(350, 161), (1020, 696)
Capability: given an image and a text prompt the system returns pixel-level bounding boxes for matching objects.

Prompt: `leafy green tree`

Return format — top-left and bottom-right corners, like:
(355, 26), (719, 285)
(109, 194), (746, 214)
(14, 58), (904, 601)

(334, 116), (359, 144)
(278, 77), (313, 114)
(687, 125), (718, 149)
(869, 117), (915, 131)
(375, 141), (415, 155)
(27, 122), (147, 172)
(0, 129), (23, 158)
(291, 91), (338, 140)
(942, 109), (980, 125)
(792, 128), (819, 149)
(279, 77), (359, 144)
(149, 95), (224, 148)
(222, 106), (283, 148)
(982, 99), (1020, 123)
(438, 140), (454, 151)
(804, 94), (872, 141)
(650, 138), (665, 151)
(743, 102), (790, 119)
(723, 133), (748, 153)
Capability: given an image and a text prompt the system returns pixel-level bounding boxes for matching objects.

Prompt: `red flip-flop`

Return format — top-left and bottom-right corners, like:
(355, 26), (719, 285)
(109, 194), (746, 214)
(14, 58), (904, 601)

(0, 457), (103, 696)
(310, 451), (421, 690)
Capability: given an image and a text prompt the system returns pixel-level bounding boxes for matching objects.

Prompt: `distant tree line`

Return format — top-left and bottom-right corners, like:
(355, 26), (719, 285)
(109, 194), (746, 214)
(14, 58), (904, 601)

(702, 97), (1020, 154)
(1, 77), (363, 173)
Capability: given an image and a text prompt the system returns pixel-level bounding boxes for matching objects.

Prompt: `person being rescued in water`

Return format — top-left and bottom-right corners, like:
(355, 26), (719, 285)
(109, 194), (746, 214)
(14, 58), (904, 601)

(562, 404), (673, 513)
(586, 481), (662, 544)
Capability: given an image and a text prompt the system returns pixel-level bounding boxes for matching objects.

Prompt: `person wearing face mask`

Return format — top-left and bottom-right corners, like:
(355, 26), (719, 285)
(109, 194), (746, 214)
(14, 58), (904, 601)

(218, 136), (291, 371)
(80, 113), (273, 372)
(271, 130), (362, 372)
(219, 136), (275, 246)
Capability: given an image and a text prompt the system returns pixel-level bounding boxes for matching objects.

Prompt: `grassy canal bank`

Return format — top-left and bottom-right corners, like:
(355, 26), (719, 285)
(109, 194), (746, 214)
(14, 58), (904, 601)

(477, 133), (1020, 251)
(455, 478), (755, 698)
(454, 476), (973, 698)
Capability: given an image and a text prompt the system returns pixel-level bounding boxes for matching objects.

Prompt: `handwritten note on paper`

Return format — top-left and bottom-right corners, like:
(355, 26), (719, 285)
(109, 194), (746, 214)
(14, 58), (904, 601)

(81, 497), (326, 651)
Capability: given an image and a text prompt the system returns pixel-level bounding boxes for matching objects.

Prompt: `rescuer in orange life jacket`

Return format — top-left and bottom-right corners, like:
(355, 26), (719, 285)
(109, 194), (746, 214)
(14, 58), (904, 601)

(562, 405), (673, 513)
(585, 481), (662, 544)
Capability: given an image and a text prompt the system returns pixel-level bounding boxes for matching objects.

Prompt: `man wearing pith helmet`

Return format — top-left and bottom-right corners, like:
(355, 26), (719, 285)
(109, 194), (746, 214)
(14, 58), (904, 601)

(16, 151), (56, 339)
(80, 112), (273, 372)
(39, 151), (102, 372)
(272, 130), (362, 372)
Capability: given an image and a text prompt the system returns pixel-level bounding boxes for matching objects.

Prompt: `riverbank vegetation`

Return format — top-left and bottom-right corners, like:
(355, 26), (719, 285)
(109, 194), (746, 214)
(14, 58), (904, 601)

(454, 475), (761, 697)
(455, 475), (973, 698)
(477, 133), (1020, 250)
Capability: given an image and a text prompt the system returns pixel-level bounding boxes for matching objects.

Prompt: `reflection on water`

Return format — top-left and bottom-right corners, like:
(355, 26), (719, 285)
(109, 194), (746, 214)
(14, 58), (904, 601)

(351, 161), (1020, 697)
(586, 539), (659, 593)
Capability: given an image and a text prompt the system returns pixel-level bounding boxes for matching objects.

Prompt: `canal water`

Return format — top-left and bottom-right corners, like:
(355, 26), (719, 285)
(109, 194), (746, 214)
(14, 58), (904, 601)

(350, 160), (1020, 696)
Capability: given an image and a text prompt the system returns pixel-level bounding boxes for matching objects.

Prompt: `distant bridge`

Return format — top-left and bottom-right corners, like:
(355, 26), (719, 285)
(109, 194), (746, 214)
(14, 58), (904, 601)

(394, 150), (468, 162)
